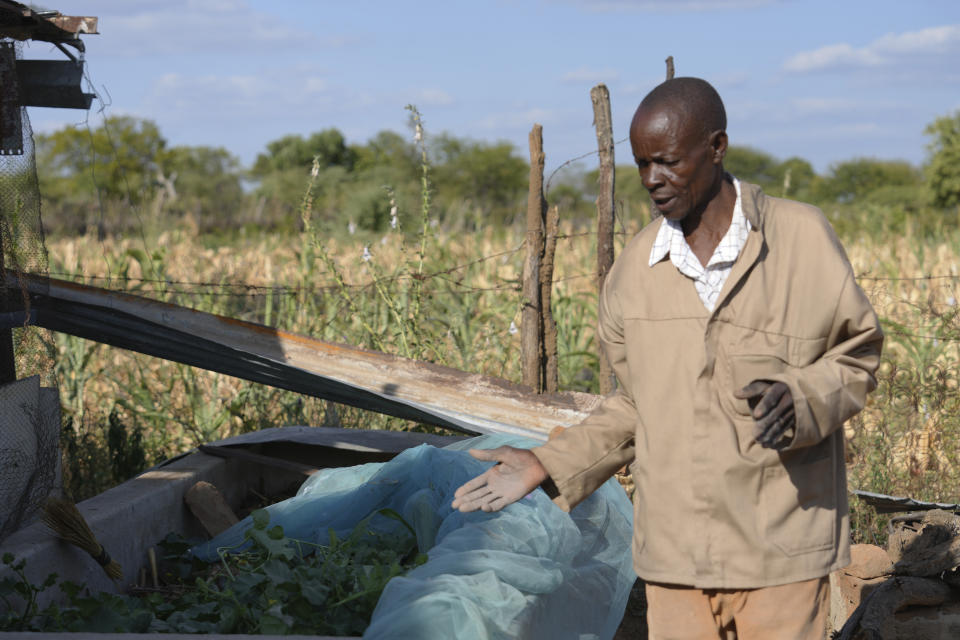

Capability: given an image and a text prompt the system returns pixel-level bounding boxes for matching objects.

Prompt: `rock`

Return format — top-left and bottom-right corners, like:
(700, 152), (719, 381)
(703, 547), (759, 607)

(886, 596), (960, 640)
(830, 568), (888, 632)
(848, 543), (895, 579)
(857, 576), (955, 640)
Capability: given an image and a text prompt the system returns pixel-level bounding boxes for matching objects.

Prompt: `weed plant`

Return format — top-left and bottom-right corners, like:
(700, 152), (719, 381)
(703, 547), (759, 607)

(0, 508), (426, 634)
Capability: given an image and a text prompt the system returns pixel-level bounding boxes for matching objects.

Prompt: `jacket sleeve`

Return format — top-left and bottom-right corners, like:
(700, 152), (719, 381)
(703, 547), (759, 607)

(531, 274), (638, 512)
(771, 268), (883, 450)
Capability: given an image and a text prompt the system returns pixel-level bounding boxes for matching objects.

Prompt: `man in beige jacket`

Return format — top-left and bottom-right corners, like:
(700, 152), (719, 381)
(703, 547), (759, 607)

(453, 77), (883, 639)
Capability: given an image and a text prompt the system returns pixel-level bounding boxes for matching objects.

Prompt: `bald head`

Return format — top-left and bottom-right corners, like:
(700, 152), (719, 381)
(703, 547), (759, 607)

(634, 77), (726, 140)
(629, 77), (731, 222)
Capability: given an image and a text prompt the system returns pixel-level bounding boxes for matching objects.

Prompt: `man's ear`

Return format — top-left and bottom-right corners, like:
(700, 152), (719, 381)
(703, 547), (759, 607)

(710, 130), (728, 164)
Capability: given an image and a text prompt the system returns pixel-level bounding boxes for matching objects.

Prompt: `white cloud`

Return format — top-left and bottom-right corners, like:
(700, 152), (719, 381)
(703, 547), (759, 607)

(784, 24), (960, 73)
(825, 122), (882, 136)
(790, 97), (860, 115)
(155, 72), (260, 98)
(145, 70), (339, 120)
(409, 88), (455, 107)
(561, 66), (621, 85)
(712, 71), (750, 90)
(86, 0), (331, 56)
(475, 107), (558, 131)
(302, 77), (327, 94)
(617, 70), (746, 98)
(27, 111), (100, 135)
(783, 44), (880, 72)
(559, 0), (780, 11)
(873, 24), (960, 55)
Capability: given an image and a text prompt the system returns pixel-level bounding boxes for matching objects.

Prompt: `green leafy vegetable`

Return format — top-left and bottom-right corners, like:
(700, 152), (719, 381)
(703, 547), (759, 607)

(1, 508), (426, 635)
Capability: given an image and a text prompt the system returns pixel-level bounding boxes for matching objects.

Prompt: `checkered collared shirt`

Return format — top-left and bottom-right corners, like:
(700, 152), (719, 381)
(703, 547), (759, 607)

(648, 178), (751, 312)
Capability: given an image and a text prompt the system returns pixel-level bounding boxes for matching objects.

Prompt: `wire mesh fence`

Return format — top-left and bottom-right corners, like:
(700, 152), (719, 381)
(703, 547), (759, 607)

(0, 39), (53, 386)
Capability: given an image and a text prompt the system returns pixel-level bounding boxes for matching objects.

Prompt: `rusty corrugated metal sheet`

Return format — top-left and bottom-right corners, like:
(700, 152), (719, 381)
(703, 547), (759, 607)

(0, 0), (97, 44)
(45, 15), (98, 35)
(4, 273), (602, 440)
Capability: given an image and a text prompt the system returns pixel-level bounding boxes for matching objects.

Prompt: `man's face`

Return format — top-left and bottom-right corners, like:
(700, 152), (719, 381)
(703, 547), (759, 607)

(629, 105), (722, 222)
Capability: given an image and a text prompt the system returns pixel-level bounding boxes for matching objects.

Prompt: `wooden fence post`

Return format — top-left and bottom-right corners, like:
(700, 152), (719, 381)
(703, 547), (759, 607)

(591, 84), (616, 395)
(541, 205), (559, 393)
(522, 124), (546, 391)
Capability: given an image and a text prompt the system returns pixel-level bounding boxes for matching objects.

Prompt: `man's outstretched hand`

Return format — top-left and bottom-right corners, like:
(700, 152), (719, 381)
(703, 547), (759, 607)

(733, 380), (795, 449)
(451, 446), (549, 513)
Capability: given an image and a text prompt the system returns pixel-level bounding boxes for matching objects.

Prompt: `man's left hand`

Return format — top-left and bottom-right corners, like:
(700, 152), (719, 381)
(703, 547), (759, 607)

(733, 381), (795, 449)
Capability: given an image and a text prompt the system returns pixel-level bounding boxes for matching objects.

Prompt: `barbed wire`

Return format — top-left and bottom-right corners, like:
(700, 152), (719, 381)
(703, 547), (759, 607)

(884, 328), (960, 343)
(43, 262), (959, 343)
(430, 274), (519, 292)
(46, 241), (528, 293)
(544, 135), (630, 195)
(46, 250), (958, 310)
(857, 273), (960, 282)
(42, 228), (625, 293)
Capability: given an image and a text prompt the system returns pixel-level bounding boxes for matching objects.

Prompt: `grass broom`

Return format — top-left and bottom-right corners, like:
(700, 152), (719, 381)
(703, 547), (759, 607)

(41, 497), (122, 581)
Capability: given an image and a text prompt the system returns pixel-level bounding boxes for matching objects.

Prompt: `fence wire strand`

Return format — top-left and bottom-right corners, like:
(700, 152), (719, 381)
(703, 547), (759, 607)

(44, 249), (960, 345)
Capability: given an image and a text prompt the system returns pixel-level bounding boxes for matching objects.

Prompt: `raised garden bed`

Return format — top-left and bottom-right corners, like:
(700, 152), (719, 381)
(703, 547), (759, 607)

(1, 426), (638, 639)
(0, 427), (462, 638)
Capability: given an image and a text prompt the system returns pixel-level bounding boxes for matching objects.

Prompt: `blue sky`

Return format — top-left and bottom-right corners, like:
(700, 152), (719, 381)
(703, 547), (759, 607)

(22, 0), (960, 177)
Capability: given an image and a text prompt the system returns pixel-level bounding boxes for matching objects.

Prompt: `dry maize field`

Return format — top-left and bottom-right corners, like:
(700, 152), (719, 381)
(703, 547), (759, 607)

(34, 219), (960, 539)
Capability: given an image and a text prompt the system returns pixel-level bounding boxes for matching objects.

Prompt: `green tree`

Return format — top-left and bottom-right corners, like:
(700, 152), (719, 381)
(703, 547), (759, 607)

(36, 116), (167, 205)
(352, 130), (418, 177)
(251, 128), (355, 176)
(430, 135), (528, 227)
(347, 131), (421, 231)
(722, 148), (819, 201)
(250, 129), (359, 225)
(776, 157), (817, 201)
(925, 111), (960, 209)
(724, 146), (781, 192)
(815, 158), (922, 204)
(159, 145), (245, 225)
(583, 164), (652, 227)
(548, 182), (586, 216)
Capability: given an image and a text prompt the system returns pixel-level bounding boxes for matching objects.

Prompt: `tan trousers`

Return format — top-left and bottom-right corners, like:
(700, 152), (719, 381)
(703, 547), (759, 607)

(644, 576), (830, 640)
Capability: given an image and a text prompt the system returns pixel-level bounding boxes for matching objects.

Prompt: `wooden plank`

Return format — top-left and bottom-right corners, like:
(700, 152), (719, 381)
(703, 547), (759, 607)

(197, 444), (318, 477)
(184, 480), (239, 538)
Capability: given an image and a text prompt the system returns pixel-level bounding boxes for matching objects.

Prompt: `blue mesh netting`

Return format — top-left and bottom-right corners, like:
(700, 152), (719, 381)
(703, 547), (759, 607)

(192, 434), (635, 639)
